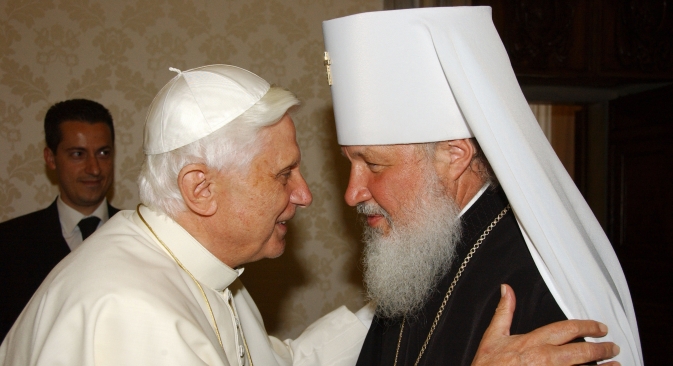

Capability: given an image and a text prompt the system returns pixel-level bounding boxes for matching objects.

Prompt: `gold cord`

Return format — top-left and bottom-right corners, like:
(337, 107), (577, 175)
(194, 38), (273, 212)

(243, 332), (254, 366)
(394, 204), (510, 366)
(227, 293), (255, 366)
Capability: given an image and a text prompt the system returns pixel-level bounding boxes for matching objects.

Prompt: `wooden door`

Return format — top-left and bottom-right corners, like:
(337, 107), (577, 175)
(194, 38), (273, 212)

(608, 84), (673, 365)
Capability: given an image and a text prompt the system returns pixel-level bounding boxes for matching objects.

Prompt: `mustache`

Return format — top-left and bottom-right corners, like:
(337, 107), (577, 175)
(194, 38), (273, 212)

(356, 203), (393, 228)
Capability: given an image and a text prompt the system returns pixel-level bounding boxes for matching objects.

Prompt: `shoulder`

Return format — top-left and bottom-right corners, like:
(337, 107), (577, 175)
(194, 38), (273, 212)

(29, 216), (205, 323)
(0, 205), (55, 230)
(49, 214), (192, 305)
(4, 211), (226, 364)
(463, 209), (546, 300)
(8, 264), (224, 366)
(0, 203), (60, 249)
(107, 203), (121, 217)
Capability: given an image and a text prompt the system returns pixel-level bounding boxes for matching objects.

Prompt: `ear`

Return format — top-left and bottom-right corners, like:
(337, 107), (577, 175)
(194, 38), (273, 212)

(432, 139), (477, 183)
(178, 164), (217, 217)
(44, 147), (56, 170)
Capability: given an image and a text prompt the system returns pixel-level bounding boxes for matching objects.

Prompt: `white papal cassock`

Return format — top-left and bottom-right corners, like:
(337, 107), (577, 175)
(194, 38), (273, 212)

(0, 206), (367, 365)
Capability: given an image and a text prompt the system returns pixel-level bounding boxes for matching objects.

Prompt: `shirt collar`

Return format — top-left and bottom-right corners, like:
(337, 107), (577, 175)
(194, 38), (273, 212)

(133, 205), (241, 292)
(57, 196), (110, 235)
(459, 183), (490, 217)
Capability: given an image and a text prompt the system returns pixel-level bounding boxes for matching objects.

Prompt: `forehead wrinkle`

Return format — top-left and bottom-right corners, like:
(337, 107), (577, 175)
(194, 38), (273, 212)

(280, 142), (301, 166)
(257, 143), (301, 178)
(344, 145), (393, 160)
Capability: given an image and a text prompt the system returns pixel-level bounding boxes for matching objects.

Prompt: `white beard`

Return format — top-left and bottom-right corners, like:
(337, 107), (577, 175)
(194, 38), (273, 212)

(359, 173), (462, 319)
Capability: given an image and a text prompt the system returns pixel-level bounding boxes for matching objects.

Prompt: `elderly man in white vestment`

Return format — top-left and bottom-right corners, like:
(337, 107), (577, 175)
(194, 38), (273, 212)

(0, 64), (622, 366)
(0, 65), (372, 366)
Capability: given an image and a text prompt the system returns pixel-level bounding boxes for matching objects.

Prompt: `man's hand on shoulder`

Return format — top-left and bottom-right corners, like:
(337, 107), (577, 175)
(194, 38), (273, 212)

(472, 284), (621, 366)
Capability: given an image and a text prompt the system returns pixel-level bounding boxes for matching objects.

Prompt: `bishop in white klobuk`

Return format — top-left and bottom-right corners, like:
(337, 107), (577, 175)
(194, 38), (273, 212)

(324, 7), (641, 366)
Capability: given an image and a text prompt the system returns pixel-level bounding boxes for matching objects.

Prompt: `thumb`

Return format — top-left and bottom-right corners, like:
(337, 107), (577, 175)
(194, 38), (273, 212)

(484, 284), (516, 338)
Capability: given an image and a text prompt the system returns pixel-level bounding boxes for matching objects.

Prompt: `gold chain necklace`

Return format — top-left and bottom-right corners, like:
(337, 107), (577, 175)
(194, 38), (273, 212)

(393, 204), (510, 366)
(136, 204), (254, 366)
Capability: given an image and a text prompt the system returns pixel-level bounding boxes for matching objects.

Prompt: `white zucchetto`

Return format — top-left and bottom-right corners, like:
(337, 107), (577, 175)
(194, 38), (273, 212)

(323, 7), (642, 365)
(143, 65), (270, 155)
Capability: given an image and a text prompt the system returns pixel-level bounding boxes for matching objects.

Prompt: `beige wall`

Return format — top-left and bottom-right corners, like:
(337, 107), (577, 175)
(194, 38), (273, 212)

(0, 0), (381, 338)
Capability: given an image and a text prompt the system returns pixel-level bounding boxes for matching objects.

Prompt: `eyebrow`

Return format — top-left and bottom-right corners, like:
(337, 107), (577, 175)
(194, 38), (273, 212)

(64, 144), (113, 150)
(351, 149), (375, 160)
(341, 147), (369, 159)
(277, 159), (300, 174)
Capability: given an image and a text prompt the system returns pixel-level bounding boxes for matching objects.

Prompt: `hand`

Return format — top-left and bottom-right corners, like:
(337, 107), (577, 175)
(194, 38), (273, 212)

(471, 284), (621, 366)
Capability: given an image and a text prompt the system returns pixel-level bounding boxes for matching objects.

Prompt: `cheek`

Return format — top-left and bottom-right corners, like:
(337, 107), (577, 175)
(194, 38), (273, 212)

(373, 172), (424, 212)
(251, 190), (287, 224)
(273, 193), (293, 217)
(101, 160), (114, 174)
(58, 161), (81, 178)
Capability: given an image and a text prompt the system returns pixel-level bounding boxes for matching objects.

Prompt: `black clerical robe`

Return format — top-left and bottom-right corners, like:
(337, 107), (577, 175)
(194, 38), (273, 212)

(356, 186), (568, 366)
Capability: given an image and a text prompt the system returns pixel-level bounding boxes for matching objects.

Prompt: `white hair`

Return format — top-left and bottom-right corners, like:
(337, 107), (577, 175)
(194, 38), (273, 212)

(360, 160), (462, 319)
(137, 86), (300, 217)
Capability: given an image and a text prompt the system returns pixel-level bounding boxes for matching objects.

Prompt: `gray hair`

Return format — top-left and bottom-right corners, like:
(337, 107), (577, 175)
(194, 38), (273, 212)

(137, 86), (300, 217)
(468, 138), (497, 187)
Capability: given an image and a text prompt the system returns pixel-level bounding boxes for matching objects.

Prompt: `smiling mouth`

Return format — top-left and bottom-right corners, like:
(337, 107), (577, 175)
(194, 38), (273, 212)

(81, 181), (102, 186)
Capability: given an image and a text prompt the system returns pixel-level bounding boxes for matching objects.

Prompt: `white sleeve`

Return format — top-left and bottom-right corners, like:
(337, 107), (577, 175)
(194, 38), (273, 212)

(276, 306), (368, 366)
(354, 302), (375, 329)
(233, 284), (368, 366)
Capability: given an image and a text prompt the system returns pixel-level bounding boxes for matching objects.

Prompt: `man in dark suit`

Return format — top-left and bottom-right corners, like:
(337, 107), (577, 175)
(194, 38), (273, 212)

(0, 99), (119, 340)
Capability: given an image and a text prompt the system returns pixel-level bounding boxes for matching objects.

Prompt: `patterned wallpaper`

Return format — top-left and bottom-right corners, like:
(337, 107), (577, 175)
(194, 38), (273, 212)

(0, 0), (381, 338)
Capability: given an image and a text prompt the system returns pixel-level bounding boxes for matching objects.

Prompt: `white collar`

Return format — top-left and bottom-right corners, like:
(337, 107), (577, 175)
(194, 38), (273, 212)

(57, 196), (109, 235)
(459, 183), (490, 217)
(133, 205), (241, 292)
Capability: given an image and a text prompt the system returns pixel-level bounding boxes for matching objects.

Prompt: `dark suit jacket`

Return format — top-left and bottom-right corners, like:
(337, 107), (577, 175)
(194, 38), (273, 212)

(0, 199), (119, 340)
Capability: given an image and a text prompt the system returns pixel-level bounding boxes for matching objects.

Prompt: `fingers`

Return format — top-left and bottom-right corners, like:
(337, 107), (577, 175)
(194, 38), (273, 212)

(482, 284), (516, 339)
(473, 284), (621, 366)
(545, 341), (620, 366)
(527, 319), (609, 346)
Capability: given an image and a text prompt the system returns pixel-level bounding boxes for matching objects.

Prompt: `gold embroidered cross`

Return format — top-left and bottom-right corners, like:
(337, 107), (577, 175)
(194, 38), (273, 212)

(324, 51), (332, 86)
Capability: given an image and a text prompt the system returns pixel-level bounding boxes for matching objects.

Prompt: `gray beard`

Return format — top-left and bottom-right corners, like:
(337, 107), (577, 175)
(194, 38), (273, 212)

(359, 178), (462, 320)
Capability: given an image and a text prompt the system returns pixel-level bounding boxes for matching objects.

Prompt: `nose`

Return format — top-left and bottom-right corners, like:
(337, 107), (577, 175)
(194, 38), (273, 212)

(291, 172), (313, 207)
(85, 154), (101, 176)
(344, 166), (371, 207)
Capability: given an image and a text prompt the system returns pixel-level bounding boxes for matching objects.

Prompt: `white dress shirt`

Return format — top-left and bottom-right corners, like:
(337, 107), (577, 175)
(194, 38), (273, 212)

(56, 196), (110, 251)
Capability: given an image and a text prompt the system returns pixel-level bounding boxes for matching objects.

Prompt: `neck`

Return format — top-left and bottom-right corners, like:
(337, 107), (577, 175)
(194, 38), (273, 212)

(60, 195), (104, 216)
(174, 212), (238, 269)
(451, 174), (486, 211)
